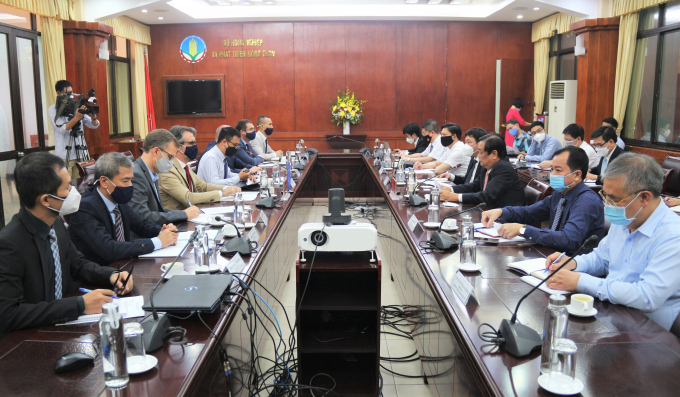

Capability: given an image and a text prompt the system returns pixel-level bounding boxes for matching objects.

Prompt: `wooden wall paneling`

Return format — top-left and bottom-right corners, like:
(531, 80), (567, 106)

(495, 22), (533, 59)
(345, 22), (397, 133)
(395, 23), (447, 129)
(446, 22), (498, 132)
(294, 22), (346, 132)
(500, 58), (534, 134)
(243, 23), (295, 133)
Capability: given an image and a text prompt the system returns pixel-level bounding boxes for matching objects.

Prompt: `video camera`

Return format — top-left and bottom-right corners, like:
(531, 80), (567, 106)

(54, 88), (99, 119)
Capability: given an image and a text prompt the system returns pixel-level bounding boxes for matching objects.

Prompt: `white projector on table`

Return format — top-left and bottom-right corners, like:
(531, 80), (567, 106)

(298, 222), (377, 252)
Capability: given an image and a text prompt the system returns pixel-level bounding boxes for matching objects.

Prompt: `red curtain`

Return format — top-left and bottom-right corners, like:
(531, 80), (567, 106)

(144, 51), (156, 132)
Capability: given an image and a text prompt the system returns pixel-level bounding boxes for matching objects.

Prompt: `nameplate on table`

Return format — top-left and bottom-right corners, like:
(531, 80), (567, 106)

(291, 178), (297, 189)
(221, 252), (247, 274)
(389, 191), (400, 201)
(451, 270), (478, 305)
(247, 227), (259, 243)
(379, 167), (385, 175)
(258, 210), (269, 227)
(408, 214), (419, 232)
(292, 169), (300, 178)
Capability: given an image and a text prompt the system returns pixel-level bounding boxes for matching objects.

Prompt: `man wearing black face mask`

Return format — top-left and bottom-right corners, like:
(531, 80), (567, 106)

(197, 127), (260, 185)
(69, 153), (179, 266)
(0, 153), (133, 337)
(251, 115), (283, 161)
(232, 119), (264, 170)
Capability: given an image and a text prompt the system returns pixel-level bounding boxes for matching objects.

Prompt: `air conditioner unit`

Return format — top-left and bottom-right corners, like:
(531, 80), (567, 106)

(548, 80), (577, 145)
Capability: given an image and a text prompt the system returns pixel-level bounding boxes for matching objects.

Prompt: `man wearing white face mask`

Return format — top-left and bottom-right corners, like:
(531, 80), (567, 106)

(0, 153), (134, 337)
(517, 121), (561, 163)
(544, 153), (680, 331)
(586, 126), (624, 185)
(539, 124), (599, 170)
(394, 122), (429, 156)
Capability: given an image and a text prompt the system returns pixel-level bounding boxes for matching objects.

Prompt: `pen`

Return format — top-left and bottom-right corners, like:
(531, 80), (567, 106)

(79, 288), (119, 299)
(544, 252), (566, 272)
(188, 200), (204, 213)
(475, 229), (499, 238)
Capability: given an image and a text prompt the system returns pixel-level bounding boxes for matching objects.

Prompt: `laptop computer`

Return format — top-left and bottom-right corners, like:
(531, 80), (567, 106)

(142, 274), (232, 313)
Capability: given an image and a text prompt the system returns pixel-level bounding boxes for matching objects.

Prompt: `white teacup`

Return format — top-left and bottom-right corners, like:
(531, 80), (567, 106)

(570, 294), (594, 314)
(443, 219), (457, 230)
(161, 262), (184, 277)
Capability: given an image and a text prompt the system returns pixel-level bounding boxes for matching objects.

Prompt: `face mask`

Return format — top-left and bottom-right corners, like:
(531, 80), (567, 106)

(264, 128), (274, 136)
(564, 140), (575, 147)
(595, 145), (610, 157)
(533, 132), (546, 143)
(183, 145), (198, 160)
(225, 144), (238, 157)
(508, 128), (518, 137)
(106, 177), (134, 204)
(47, 187), (81, 216)
(549, 171), (577, 193)
(406, 137), (415, 145)
(245, 131), (257, 141)
(440, 135), (454, 147)
(661, 128), (671, 138)
(604, 192), (643, 226)
(155, 150), (174, 173)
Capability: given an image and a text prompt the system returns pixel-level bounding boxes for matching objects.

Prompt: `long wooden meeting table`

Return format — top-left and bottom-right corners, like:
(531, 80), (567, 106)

(1, 150), (679, 397)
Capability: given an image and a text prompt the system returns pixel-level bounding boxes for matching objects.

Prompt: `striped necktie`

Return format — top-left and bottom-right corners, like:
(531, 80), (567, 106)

(551, 197), (566, 231)
(112, 205), (125, 242)
(48, 228), (62, 300)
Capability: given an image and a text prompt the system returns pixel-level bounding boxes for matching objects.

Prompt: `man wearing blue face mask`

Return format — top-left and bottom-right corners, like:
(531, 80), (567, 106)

(544, 153), (680, 331)
(251, 115), (283, 161)
(481, 146), (604, 254)
(69, 153), (179, 266)
(230, 119), (264, 170)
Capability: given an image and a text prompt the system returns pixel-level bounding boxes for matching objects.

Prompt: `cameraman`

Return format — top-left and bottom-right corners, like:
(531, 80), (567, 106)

(48, 80), (100, 179)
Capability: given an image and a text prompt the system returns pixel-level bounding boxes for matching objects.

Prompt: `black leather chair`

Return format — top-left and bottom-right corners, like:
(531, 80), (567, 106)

(524, 179), (551, 206)
(662, 168), (674, 195)
(661, 155), (680, 196)
(671, 312), (680, 339)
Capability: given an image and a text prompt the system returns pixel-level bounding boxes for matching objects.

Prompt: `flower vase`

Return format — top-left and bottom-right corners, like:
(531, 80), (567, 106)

(343, 120), (350, 135)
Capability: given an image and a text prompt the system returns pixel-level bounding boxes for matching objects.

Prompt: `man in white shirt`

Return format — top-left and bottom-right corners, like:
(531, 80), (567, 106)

(197, 127), (260, 185)
(251, 115), (283, 161)
(539, 124), (599, 170)
(401, 120), (445, 163)
(602, 117), (625, 149)
(414, 123), (472, 176)
(48, 80), (100, 179)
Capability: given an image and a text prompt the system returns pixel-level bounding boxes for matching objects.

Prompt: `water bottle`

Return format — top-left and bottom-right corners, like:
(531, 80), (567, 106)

(272, 164), (280, 188)
(295, 143), (301, 156)
(541, 294), (569, 373)
(459, 215), (476, 266)
(396, 161), (405, 184)
(260, 171), (269, 196)
(234, 192), (244, 224)
(430, 186), (440, 209)
(406, 168), (415, 198)
(194, 225), (209, 271)
(100, 303), (129, 388)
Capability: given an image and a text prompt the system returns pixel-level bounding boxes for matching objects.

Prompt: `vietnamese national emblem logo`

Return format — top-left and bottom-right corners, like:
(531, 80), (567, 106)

(180, 35), (207, 63)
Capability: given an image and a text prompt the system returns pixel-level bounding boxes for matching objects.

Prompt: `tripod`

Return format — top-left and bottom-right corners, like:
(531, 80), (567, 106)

(64, 120), (90, 163)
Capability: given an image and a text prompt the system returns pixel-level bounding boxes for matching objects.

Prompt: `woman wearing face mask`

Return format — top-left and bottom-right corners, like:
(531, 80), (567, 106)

(394, 122), (430, 156)
(506, 98), (530, 132)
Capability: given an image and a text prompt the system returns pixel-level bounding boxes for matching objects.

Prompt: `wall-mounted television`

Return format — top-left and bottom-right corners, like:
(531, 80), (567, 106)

(166, 79), (222, 115)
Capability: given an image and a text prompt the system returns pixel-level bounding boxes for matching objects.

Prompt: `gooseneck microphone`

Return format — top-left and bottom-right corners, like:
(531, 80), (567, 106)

(216, 216), (252, 256)
(143, 230), (199, 352)
(256, 177), (276, 209)
(407, 170), (449, 207)
(498, 235), (600, 357)
(429, 203), (486, 250)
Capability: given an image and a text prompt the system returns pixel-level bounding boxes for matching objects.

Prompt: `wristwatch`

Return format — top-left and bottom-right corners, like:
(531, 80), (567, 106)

(519, 225), (527, 236)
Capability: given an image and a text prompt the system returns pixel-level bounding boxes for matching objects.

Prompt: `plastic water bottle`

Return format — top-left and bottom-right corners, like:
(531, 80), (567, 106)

(260, 172), (269, 196)
(234, 192), (244, 224)
(406, 168), (415, 198)
(459, 215), (477, 266)
(194, 225), (209, 272)
(100, 303), (129, 388)
(541, 294), (569, 373)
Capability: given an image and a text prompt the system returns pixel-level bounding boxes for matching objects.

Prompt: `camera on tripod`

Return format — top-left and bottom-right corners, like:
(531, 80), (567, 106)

(55, 88), (99, 119)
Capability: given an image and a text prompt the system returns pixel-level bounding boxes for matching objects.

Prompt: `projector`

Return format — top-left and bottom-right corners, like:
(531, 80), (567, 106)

(298, 222), (377, 252)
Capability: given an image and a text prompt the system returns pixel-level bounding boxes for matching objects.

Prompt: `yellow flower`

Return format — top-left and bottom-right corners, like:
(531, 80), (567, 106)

(333, 106), (337, 111)
(339, 111), (345, 117)
(350, 111), (356, 117)
(340, 102), (346, 108)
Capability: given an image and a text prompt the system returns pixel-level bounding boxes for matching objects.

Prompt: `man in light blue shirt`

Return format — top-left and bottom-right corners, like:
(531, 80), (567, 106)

(518, 121), (561, 163)
(197, 126), (260, 186)
(545, 153), (680, 330)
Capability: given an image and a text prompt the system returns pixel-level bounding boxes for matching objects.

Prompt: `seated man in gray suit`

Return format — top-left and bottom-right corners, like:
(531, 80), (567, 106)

(130, 129), (200, 225)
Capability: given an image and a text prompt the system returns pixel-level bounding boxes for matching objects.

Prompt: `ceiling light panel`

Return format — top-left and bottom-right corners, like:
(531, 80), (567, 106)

(405, 0), (419, 4)
(428, 0), (443, 4)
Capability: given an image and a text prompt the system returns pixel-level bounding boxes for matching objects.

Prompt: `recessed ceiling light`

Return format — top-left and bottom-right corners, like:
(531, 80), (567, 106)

(405, 0), (419, 4)
(517, 15), (523, 19)
(141, 9), (147, 13)
(240, 0), (254, 4)
(263, 0), (276, 4)
(158, 16), (164, 20)
(534, 7), (540, 10)
(450, 1), (461, 4)
(428, 0), (443, 4)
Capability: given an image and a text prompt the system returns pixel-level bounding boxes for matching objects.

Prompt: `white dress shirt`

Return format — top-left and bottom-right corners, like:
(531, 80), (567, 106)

(48, 103), (99, 160)
(421, 135), (445, 160)
(197, 146), (241, 186)
(579, 141), (600, 170)
(441, 140), (473, 177)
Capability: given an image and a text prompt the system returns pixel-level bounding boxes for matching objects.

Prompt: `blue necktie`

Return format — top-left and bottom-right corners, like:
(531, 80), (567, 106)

(551, 198), (566, 231)
(49, 229), (62, 300)
(601, 157), (609, 174)
(224, 158), (229, 179)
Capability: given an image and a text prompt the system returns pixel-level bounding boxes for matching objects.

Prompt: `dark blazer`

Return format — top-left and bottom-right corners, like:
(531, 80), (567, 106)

(0, 208), (115, 337)
(232, 139), (263, 170)
(407, 135), (430, 155)
(453, 157), (482, 185)
(591, 145), (623, 185)
(130, 157), (187, 226)
(69, 187), (162, 266)
(452, 159), (526, 209)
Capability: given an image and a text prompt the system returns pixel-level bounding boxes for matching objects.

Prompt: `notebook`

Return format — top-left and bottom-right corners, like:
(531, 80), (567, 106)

(506, 258), (550, 280)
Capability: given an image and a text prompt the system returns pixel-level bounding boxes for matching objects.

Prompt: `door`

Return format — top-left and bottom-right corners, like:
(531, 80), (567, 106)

(499, 58), (534, 135)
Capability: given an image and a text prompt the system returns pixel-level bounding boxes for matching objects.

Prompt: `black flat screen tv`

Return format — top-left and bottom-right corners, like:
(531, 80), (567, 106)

(166, 79), (222, 115)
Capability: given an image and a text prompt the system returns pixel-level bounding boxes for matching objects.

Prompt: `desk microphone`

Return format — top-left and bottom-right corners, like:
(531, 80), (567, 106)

(216, 216), (253, 256)
(498, 235), (600, 357)
(429, 203), (486, 250)
(143, 230), (199, 352)
(408, 167), (460, 207)
(256, 177), (276, 209)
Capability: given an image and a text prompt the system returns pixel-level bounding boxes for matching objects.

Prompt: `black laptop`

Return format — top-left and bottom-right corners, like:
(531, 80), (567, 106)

(142, 275), (232, 313)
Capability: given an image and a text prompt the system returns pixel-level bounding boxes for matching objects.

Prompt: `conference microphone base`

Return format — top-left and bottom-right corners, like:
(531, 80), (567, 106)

(293, 162), (305, 170)
(221, 237), (252, 256)
(306, 148), (319, 155)
(498, 319), (543, 358)
(141, 314), (171, 353)
(256, 196), (276, 209)
(408, 194), (427, 206)
(430, 231), (459, 250)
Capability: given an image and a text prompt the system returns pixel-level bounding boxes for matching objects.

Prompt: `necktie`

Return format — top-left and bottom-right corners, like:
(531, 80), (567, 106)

(601, 157), (609, 174)
(224, 158), (229, 179)
(467, 160), (478, 184)
(48, 229), (62, 300)
(483, 170), (489, 190)
(551, 197), (566, 231)
(184, 165), (194, 192)
(112, 205), (125, 242)
(265, 138), (268, 153)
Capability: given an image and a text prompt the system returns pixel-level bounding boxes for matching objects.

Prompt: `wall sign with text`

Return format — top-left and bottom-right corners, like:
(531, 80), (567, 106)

(212, 38), (275, 59)
(180, 35), (207, 63)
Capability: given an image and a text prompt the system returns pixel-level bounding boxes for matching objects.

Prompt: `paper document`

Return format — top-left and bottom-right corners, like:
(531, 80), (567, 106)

(140, 245), (193, 258)
(189, 214), (212, 224)
(56, 296), (146, 326)
(473, 222), (526, 243)
(506, 258), (549, 279)
(221, 192), (260, 202)
(585, 180), (601, 187)
(200, 206), (235, 215)
(414, 169), (435, 175)
(670, 205), (680, 214)
(520, 276), (570, 295)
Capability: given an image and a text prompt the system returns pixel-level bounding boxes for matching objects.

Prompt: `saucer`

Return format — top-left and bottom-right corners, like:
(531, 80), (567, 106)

(537, 373), (584, 395)
(441, 226), (458, 232)
(209, 220), (226, 227)
(396, 182), (406, 186)
(423, 222), (440, 228)
(567, 306), (598, 318)
(127, 355), (158, 374)
(164, 271), (188, 280)
(243, 222), (256, 229)
(458, 263), (482, 272)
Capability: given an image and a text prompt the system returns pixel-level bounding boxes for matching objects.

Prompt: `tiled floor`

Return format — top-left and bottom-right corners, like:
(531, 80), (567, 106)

(256, 204), (433, 397)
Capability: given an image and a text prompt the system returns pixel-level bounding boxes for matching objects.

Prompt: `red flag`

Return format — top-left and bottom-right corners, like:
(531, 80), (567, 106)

(144, 51), (156, 132)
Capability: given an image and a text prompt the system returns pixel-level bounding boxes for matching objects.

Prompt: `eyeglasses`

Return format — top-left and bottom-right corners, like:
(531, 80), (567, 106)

(598, 189), (643, 207)
(530, 128), (543, 135)
(159, 148), (175, 161)
(184, 141), (197, 146)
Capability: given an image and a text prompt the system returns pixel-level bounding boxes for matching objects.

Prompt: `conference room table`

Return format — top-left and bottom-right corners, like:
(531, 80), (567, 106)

(1, 150), (679, 397)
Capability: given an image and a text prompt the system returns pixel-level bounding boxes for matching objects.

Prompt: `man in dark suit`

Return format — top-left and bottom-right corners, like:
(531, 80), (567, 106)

(69, 152), (178, 266)
(441, 135), (526, 209)
(0, 153), (133, 337)
(130, 129), (200, 227)
(231, 119), (264, 170)
(586, 126), (624, 185)
(442, 127), (487, 185)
